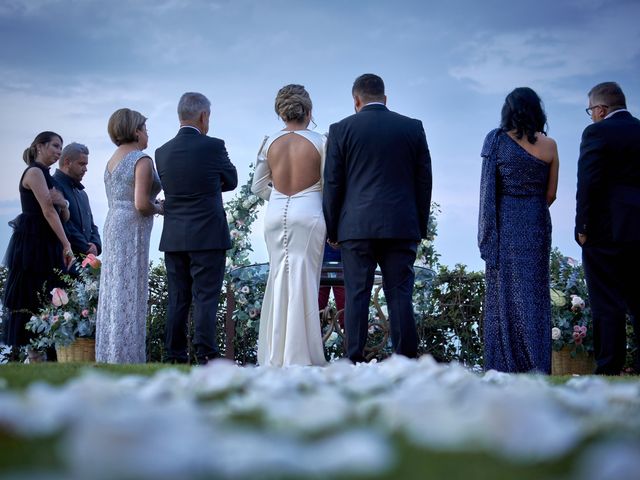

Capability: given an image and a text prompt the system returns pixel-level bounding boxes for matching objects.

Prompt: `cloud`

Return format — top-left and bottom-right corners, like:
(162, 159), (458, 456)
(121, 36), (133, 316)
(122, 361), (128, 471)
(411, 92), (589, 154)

(0, 0), (60, 16)
(449, 5), (640, 100)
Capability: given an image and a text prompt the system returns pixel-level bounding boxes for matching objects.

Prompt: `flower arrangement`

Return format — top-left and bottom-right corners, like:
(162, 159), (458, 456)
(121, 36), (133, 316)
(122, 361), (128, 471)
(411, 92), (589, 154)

(225, 164), (264, 271)
(26, 254), (101, 349)
(549, 248), (593, 355)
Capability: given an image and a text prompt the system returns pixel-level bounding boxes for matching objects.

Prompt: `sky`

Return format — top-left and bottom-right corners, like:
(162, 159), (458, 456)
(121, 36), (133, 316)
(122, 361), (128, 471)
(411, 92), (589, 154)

(1, 0), (639, 271)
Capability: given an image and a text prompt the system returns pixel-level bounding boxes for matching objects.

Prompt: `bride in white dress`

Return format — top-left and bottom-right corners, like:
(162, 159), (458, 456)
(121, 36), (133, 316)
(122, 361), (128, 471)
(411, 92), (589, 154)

(251, 84), (327, 366)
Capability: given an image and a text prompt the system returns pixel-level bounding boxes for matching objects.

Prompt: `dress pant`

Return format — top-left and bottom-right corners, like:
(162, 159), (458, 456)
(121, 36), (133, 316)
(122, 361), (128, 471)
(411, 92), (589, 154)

(582, 242), (640, 374)
(340, 239), (418, 363)
(164, 249), (226, 363)
(318, 285), (345, 327)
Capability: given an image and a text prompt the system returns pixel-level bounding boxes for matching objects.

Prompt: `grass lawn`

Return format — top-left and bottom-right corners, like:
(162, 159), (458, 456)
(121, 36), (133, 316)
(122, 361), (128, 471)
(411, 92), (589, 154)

(0, 362), (189, 390)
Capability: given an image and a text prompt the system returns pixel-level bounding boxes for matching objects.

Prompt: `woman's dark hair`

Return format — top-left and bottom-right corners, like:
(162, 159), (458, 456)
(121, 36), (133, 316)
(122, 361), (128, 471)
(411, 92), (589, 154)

(500, 87), (547, 144)
(23, 131), (63, 164)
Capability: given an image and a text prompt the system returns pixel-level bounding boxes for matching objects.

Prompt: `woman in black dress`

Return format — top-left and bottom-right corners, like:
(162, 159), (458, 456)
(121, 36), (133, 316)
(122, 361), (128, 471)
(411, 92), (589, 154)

(3, 131), (75, 360)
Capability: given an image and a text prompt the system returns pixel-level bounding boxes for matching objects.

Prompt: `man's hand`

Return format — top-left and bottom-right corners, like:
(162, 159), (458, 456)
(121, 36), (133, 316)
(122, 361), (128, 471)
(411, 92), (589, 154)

(87, 243), (99, 256)
(327, 239), (339, 249)
(49, 187), (67, 208)
(578, 233), (587, 246)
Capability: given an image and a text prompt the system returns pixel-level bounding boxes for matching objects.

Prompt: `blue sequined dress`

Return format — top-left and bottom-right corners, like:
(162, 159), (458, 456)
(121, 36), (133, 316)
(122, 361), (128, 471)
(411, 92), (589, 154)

(478, 128), (552, 373)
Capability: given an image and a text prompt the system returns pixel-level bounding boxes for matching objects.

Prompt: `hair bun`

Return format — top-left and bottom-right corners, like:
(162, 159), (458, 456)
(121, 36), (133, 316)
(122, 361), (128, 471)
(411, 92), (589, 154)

(275, 85), (312, 123)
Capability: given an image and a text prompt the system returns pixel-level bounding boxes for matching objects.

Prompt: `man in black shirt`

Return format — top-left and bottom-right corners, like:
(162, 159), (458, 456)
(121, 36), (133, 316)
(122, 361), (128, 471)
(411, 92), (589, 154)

(53, 142), (102, 260)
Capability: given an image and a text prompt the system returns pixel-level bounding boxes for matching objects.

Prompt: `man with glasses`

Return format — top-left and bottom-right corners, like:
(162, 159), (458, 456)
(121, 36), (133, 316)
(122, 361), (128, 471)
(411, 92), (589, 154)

(575, 81), (640, 375)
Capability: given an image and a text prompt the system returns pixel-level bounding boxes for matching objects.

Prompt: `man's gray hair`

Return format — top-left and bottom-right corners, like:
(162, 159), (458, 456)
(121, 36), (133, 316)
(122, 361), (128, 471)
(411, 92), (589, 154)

(178, 92), (211, 121)
(61, 142), (89, 163)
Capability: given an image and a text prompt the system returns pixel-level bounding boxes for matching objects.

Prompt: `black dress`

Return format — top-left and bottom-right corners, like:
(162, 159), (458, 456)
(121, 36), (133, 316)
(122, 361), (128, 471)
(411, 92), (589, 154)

(2, 162), (64, 348)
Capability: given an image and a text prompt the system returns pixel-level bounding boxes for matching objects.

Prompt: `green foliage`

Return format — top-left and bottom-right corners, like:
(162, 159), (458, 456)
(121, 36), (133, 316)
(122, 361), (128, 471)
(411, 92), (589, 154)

(416, 202), (441, 268)
(417, 265), (485, 367)
(146, 260), (168, 362)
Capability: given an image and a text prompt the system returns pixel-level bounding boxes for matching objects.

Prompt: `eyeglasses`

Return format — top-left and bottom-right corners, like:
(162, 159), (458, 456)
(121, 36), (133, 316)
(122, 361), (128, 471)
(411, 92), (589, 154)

(585, 104), (608, 116)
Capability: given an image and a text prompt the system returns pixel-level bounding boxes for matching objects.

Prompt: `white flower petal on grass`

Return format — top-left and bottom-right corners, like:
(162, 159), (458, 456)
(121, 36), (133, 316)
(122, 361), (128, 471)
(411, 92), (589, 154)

(578, 439), (640, 480)
(1, 358), (640, 479)
(260, 387), (352, 434)
(373, 372), (583, 460)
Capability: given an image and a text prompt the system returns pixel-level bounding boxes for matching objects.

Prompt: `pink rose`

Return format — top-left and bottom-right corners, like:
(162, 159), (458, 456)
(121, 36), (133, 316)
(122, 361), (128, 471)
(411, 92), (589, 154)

(573, 325), (581, 332)
(573, 332), (582, 342)
(51, 315), (59, 324)
(81, 309), (89, 318)
(575, 337), (583, 346)
(81, 253), (101, 269)
(51, 288), (69, 307)
(579, 325), (587, 336)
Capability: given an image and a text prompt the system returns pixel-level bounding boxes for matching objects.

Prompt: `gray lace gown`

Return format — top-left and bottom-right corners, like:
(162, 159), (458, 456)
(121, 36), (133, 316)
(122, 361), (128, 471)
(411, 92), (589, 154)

(96, 151), (161, 363)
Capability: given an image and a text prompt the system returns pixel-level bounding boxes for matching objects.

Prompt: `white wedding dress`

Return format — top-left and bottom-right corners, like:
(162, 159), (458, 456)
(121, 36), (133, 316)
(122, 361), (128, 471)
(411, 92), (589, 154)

(251, 130), (327, 366)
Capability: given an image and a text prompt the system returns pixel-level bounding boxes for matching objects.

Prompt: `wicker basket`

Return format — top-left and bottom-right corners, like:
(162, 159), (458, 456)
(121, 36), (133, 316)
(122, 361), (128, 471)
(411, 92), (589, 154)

(56, 338), (96, 363)
(552, 347), (595, 375)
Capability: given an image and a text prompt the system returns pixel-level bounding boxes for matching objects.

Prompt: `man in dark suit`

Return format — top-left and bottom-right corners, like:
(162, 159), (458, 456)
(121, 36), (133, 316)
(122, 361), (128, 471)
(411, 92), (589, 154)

(155, 92), (238, 365)
(323, 73), (432, 363)
(53, 142), (101, 259)
(576, 81), (640, 375)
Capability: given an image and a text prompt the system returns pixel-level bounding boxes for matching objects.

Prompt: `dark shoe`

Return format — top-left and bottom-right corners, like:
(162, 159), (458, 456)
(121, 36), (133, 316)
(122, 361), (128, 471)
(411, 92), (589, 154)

(196, 352), (221, 365)
(164, 356), (189, 364)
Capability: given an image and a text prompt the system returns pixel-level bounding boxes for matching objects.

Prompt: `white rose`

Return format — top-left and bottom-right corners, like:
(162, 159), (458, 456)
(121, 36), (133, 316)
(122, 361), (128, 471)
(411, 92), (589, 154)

(63, 312), (73, 321)
(570, 295), (585, 311)
(551, 327), (561, 340)
(325, 331), (339, 347)
(226, 212), (235, 223)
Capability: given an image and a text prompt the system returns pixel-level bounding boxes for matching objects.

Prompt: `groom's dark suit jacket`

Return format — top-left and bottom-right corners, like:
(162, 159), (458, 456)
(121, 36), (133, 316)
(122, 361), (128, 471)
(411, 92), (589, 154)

(575, 110), (640, 245)
(323, 104), (432, 242)
(155, 127), (238, 252)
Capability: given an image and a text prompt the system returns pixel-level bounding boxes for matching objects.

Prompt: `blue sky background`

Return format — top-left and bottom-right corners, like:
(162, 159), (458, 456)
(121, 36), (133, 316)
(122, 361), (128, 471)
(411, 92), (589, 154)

(1, 0), (639, 270)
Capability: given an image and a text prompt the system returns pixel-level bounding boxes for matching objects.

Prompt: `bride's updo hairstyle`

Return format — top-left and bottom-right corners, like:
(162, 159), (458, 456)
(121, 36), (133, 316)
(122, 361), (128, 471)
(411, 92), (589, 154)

(275, 84), (312, 123)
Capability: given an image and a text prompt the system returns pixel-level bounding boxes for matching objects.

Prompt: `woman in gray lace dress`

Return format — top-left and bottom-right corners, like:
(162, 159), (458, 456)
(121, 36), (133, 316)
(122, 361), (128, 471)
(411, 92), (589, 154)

(96, 108), (163, 363)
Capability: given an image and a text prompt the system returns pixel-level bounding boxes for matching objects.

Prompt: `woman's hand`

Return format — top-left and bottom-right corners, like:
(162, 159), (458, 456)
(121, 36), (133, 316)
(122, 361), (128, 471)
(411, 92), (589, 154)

(62, 244), (75, 270)
(155, 199), (165, 216)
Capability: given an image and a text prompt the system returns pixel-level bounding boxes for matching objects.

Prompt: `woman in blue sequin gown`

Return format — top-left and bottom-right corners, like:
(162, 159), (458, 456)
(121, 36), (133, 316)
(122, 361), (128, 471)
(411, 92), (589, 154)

(478, 87), (559, 373)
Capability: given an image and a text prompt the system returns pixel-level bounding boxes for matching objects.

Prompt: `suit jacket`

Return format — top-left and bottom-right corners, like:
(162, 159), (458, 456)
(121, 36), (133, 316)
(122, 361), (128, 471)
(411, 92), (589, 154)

(323, 104), (432, 242)
(52, 169), (102, 255)
(575, 110), (640, 245)
(155, 127), (238, 252)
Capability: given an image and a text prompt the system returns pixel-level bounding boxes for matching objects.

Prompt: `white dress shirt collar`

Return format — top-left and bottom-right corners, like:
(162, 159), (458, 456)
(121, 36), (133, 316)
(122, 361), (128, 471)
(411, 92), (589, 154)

(180, 125), (202, 134)
(605, 108), (628, 119)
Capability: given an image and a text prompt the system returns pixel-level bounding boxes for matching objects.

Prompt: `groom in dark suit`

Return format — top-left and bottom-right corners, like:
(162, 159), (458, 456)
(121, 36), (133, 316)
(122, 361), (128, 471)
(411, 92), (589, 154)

(156, 92), (238, 364)
(576, 81), (640, 375)
(323, 73), (432, 363)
